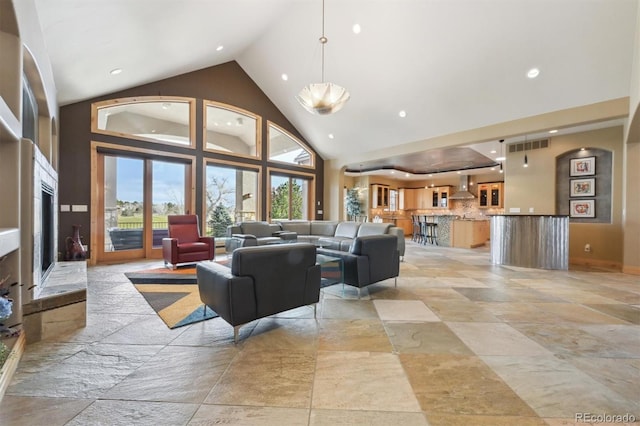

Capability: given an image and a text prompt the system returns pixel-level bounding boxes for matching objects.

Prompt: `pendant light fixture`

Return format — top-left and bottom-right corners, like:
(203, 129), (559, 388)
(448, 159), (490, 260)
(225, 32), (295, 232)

(296, 0), (350, 115)
(499, 139), (504, 173)
(523, 135), (529, 168)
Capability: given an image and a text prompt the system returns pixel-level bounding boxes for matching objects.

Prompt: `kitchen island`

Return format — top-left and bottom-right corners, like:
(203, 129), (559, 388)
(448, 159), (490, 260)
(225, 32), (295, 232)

(451, 219), (490, 248)
(490, 214), (568, 270)
(416, 215), (489, 248)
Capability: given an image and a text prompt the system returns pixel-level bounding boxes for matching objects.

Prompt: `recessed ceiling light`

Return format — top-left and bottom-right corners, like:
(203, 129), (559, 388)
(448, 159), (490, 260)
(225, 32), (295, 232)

(527, 68), (540, 79)
(109, 68), (122, 75)
(216, 45), (224, 52)
(549, 129), (558, 134)
(496, 156), (506, 161)
(428, 174), (433, 177)
(405, 172), (410, 177)
(328, 133), (334, 139)
(352, 24), (361, 34)
(490, 150), (496, 154)
(390, 170), (395, 174)
(281, 73), (288, 81)
(457, 171), (461, 174)
(398, 110), (407, 118)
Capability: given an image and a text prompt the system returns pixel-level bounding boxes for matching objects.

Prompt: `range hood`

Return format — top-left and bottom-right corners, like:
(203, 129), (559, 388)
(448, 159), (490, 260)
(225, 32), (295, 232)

(449, 175), (476, 200)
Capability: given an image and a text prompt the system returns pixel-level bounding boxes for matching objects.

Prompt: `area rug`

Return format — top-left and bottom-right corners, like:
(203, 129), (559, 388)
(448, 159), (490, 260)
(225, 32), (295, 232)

(125, 265), (218, 329)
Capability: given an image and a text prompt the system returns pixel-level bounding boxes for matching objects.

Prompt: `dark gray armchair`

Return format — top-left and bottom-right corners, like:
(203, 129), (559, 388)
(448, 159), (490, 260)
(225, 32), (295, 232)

(317, 234), (400, 298)
(196, 243), (320, 342)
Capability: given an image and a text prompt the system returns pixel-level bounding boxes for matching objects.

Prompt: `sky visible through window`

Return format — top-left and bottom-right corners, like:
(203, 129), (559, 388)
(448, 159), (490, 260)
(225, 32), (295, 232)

(116, 158), (186, 204)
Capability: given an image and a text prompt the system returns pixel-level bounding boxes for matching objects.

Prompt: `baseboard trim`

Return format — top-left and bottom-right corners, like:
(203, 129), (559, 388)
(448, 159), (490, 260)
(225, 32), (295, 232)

(569, 257), (622, 271)
(622, 265), (640, 275)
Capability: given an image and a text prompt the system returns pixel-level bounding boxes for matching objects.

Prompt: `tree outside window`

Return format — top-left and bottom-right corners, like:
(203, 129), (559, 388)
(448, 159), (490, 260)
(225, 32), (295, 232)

(271, 179), (304, 220)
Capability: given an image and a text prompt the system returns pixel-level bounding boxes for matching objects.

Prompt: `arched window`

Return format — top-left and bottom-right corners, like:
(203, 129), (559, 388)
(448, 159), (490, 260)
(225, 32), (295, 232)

(204, 101), (261, 159)
(268, 121), (314, 168)
(92, 97), (195, 147)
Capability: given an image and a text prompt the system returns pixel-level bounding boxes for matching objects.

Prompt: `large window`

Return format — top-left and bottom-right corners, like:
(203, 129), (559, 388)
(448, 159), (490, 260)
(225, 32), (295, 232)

(205, 162), (260, 238)
(93, 142), (195, 263)
(268, 122), (314, 168)
(204, 101), (261, 159)
(269, 171), (313, 221)
(92, 97), (195, 147)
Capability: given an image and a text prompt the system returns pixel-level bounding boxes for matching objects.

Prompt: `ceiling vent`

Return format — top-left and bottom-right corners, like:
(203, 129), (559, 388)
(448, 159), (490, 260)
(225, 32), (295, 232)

(508, 138), (550, 153)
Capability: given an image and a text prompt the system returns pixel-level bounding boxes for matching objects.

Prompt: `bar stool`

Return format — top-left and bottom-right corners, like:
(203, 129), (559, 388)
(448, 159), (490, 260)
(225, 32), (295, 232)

(411, 215), (420, 242)
(424, 216), (435, 244)
(430, 217), (439, 245)
(418, 215), (428, 245)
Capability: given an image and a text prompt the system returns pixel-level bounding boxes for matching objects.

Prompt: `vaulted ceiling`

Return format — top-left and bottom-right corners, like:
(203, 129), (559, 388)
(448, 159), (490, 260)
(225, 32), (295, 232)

(33, 0), (637, 175)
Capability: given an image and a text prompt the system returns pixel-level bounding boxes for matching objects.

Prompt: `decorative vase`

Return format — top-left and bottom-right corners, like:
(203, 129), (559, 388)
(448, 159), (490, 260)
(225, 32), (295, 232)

(65, 224), (86, 261)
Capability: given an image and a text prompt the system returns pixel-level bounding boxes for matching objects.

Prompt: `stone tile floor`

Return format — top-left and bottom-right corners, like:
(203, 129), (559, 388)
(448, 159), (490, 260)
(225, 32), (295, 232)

(1, 242), (638, 425)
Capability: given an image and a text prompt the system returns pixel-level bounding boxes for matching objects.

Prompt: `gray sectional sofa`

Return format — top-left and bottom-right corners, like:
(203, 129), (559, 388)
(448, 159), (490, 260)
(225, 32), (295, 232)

(226, 220), (405, 259)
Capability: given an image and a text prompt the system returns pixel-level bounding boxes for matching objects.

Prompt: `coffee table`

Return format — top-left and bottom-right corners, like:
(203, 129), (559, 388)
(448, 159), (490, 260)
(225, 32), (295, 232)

(316, 253), (343, 288)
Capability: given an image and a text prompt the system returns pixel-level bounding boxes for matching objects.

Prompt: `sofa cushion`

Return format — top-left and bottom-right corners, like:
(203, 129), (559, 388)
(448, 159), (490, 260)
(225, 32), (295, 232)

(279, 221), (311, 235)
(357, 223), (392, 237)
(311, 221), (338, 236)
(318, 236), (353, 250)
(240, 221), (273, 238)
(177, 241), (209, 253)
(334, 222), (361, 238)
(170, 224), (200, 243)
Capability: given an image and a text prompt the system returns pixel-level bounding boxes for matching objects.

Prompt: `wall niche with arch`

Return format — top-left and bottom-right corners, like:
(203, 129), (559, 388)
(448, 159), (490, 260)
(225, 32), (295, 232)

(555, 148), (612, 223)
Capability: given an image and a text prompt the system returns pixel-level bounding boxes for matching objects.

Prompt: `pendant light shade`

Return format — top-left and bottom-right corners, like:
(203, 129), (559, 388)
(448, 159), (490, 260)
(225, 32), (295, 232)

(297, 82), (350, 115)
(297, 0), (350, 115)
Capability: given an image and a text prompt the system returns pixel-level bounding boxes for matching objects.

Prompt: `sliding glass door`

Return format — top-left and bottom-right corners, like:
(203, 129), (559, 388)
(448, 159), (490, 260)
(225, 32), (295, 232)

(97, 153), (191, 262)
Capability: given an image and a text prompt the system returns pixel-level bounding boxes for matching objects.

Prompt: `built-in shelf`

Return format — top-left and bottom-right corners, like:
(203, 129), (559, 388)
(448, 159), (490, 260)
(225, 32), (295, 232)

(0, 97), (21, 142)
(0, 228), (19, 258)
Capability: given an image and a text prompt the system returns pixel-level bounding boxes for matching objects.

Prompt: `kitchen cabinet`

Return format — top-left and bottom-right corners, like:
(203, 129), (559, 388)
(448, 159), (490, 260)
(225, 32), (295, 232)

(415, 188), (429, 209)
(371, 184), (390, 208)
(399, 188), (415, 210)
(395, 218), (413, 236)
(400, 188), (425, 209)
(478, 182), (503, 208)
(430, 187), (450, 209)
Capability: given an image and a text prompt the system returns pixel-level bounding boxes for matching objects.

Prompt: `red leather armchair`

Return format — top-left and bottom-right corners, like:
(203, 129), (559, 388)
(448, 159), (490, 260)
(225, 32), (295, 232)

(163, 215), (215, 269)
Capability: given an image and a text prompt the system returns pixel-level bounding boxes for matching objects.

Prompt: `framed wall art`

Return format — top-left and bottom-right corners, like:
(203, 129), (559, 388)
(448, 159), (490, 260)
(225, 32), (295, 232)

(570, 157), (595, 176)
(570, 178), (595, 197)
(570, 199), (595, 218)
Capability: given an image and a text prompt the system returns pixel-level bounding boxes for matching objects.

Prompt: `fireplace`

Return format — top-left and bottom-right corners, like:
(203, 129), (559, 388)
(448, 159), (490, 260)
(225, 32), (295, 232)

(41, 183), (55, 279)
(21, 140), (58, 301)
